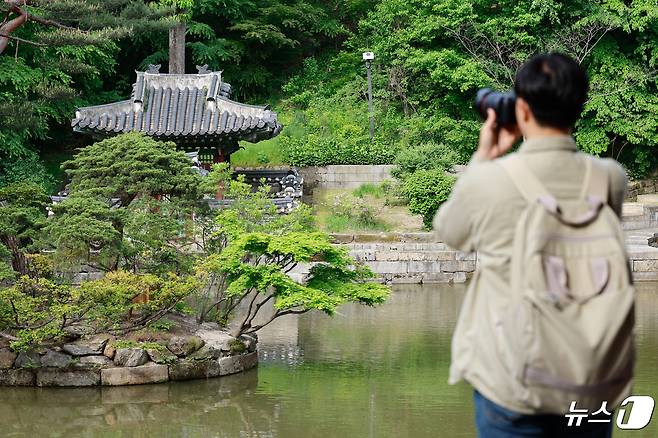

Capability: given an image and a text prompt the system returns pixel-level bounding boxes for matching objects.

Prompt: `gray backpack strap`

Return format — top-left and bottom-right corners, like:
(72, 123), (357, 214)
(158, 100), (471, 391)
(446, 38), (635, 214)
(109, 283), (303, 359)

(579, 157), (609, 204)
(498, 155), (553, 204)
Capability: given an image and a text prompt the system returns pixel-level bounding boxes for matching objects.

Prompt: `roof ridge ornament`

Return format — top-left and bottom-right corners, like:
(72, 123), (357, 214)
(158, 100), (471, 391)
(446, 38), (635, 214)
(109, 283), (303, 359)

(147, 64), (161, 74)
(196, 64), (210, 74)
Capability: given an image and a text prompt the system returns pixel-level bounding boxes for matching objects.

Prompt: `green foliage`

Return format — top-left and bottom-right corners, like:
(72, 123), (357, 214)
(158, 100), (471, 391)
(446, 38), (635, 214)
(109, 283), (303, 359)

(323, 193), (388, 233)
(47, 133), (204, 274)
(393, 142), (460, 179)
(276, 0), (658, 180)
(197, 231), (389, 336)
(400, 170), (455, 229)
(228, 339), (246, 354)
(0, 183), (51, 280)
(353, 183), (385, 199)
(147, 318), (175, 332)
(0, 0), (172, 191)
(193, 164), (389, 335)
(0, 272), (194, 351)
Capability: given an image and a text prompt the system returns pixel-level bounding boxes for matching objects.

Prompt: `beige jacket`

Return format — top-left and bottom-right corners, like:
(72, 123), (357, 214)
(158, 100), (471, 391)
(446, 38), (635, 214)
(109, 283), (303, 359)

(433, 135), (627, 413)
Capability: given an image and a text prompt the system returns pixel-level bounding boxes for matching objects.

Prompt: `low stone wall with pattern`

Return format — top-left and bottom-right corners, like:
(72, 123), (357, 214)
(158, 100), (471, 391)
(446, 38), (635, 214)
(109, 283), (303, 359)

(329, 232), (658, 284)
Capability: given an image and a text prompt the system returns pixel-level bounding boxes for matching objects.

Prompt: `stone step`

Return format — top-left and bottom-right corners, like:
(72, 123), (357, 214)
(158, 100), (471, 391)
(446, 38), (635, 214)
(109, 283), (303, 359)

(622, 221), (653, 231)
(623, 202), (646, 217)
(637, 194), (658, 205)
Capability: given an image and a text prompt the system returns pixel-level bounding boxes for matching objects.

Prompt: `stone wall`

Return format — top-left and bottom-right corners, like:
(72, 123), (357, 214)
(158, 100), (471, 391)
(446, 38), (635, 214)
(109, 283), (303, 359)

(299, 165), (394, 192)
(0, 325), (258, 387)
(626, 173), (658, 201)
(326, 232), (658, 284)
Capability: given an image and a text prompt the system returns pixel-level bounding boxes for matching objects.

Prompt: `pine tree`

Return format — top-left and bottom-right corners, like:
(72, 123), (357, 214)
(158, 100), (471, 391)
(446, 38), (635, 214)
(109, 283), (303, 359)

(0, 0), (171, 56)
(0, 0), (173, 189)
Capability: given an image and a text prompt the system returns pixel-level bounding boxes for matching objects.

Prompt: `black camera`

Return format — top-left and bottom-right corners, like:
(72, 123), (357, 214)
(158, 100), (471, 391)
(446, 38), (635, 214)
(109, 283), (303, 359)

(475, 88), (517, 126)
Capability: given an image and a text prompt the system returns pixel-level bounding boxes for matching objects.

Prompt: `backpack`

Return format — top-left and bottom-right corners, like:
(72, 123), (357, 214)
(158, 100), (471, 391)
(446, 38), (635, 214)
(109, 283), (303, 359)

(498, 154), (635, 414)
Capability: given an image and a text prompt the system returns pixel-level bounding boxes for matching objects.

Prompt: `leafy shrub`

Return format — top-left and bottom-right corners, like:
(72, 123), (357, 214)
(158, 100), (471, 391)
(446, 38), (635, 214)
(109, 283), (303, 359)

(400, 170), (455, 228)
(281, 135), (398, 166)
(393, 142), (460, 179)
(0, 272), (195, 351)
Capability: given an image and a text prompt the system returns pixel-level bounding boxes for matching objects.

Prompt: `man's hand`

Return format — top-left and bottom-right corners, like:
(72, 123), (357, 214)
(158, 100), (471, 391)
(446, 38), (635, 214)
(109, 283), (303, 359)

(474, 108), (521, 161)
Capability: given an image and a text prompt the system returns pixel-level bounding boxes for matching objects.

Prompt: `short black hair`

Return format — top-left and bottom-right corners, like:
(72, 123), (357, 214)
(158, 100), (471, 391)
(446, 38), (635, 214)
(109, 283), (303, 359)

(514, 53), (589, 129)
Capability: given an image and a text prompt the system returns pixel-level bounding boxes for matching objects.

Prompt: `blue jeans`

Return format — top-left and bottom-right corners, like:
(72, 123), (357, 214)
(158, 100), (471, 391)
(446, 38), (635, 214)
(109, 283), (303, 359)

(474, 391), (613, 438)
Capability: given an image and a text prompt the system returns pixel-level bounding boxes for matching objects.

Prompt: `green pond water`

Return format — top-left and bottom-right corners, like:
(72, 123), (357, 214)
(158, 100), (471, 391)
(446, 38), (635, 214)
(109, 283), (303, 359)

(1, 283), (657, 438)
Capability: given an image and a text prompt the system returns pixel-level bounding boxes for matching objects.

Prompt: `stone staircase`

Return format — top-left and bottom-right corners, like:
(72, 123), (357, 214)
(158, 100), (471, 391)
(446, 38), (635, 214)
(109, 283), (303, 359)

(625, 228), (658, 282)
(622, 195), (658, 231)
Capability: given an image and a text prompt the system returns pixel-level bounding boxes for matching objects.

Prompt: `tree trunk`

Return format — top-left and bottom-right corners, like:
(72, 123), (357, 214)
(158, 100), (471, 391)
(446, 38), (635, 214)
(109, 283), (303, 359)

(169, 22), (186, 74)
(1, 235), (27, 276)
(0, 2), (28, 55)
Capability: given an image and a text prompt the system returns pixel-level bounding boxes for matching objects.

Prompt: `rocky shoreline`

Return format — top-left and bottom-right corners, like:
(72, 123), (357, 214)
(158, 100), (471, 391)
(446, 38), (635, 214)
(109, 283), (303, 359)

(0, 315), (258, 387)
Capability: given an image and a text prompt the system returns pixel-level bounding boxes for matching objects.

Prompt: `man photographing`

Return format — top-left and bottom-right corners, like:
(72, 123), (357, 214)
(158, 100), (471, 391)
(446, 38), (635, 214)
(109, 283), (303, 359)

(434, 53), (634, 437)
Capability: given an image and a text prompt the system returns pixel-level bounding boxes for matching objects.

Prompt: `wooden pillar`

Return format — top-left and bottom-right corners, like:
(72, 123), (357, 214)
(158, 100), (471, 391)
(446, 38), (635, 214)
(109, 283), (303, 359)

(169, 22), (186, 74)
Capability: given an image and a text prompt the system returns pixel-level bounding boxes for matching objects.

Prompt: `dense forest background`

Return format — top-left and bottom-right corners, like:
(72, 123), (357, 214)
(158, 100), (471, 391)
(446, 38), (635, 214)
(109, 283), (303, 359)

(1, 0), (657, 193)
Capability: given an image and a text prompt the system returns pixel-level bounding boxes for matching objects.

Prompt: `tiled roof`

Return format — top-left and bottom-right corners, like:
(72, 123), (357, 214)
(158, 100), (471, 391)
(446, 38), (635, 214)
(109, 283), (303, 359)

(71, 68), (282, 143)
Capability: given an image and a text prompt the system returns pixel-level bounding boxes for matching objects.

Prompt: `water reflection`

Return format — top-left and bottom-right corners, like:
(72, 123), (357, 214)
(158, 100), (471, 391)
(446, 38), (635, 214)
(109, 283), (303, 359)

(0, 283), (656, 437)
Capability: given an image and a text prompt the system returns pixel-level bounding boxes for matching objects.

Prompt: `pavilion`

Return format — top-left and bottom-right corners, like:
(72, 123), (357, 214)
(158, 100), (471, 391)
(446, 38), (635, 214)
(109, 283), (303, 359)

(71, 64), (283, 167)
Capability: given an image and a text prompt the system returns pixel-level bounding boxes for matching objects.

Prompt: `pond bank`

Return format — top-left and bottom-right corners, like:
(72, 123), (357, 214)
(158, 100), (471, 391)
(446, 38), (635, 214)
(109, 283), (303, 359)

(0, 317), (258, 388)
(326, 231), (658, 284)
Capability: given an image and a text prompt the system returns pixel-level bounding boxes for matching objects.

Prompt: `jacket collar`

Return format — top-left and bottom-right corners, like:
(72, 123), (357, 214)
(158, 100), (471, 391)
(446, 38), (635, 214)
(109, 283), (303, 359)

(518, 135), (578, 154)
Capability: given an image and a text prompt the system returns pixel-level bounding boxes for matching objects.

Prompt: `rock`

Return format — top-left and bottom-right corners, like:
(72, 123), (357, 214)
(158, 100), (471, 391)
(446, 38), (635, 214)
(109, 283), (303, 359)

(0, 369), (35, 386)
(146, 348), (177, 365)
(166, 335), (205, 357)
(15, 351), (41, 368)
(113, 348), (148, 367)
(41, 350), (73, 368)
(77, 355), (114, 368)
(239, 334), (258, 353)
(219, 351), (258, 376)
(101, 363), (168, 386)
(188, 345), (223, 361)
(36, 369), (100, 387)
(194, 329), (235, 353)
(168, 359), (221, 381)
(0, 348), (17, 369)
(62, 324), (92, 340)
(103, 342), (116, 360)
(63, 336), (110, 356)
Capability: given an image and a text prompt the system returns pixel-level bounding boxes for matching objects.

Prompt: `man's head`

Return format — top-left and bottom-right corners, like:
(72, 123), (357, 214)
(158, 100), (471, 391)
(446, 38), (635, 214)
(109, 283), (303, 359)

(514, 53), (589, 136)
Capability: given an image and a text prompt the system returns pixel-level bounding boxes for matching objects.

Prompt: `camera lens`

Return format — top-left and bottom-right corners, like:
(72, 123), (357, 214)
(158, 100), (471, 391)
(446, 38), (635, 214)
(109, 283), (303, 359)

(474, 88), (517, 126)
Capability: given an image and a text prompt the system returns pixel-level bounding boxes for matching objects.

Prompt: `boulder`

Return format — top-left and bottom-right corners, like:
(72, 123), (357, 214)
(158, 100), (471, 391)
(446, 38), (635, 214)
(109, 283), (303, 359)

(103, 342), (116, 360)
(194, 329), (235, 353)
(101, 363), (169, 386)
(166, 335), (205, 357)
(62, 324), (92, 340)
(0, 348), (17, 369)
(41, 350), (73, 368)
(113, 348), (149, 367)
(146, 348), (177, 365)
(188, 345), (223, 361)
(168, 359), (220, 381)
(0, 369), (35, 386)
(77, 355), (114, 368)
(62, 336), (110, 356)
(239, 334), (258, 353)
(15, 351), (41, 368)
(36, 369), (100, 387)
(219, 351), (258, 376)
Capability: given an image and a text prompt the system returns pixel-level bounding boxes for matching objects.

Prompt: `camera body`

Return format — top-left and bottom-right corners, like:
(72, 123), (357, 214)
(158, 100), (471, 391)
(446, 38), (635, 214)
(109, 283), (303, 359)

(475, 88), (517, 126)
